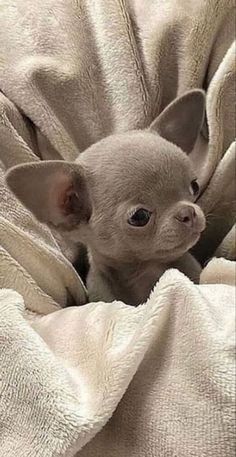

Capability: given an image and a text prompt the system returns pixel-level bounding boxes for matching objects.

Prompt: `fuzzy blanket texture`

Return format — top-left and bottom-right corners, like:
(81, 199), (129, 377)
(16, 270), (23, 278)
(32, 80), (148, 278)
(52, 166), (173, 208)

(0, 0), (235, 456)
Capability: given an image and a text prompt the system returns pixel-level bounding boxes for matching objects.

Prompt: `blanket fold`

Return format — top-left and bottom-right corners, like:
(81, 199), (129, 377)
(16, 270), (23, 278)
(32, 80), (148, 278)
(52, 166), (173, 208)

(0, 263), (235, 456)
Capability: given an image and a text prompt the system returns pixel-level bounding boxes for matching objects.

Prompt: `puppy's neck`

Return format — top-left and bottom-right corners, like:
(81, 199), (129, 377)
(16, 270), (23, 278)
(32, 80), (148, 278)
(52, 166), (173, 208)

(87, 248), (166, 305)
(86, 248), (201, 305)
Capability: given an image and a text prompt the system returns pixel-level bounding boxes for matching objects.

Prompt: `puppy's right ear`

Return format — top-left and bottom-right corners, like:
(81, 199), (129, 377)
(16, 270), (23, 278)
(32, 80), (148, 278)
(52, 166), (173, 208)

(6, 161), (92, 230)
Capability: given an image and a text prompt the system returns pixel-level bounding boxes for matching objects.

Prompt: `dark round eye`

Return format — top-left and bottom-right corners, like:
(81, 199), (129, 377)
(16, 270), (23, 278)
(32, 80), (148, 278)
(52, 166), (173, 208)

(128, 208), (152, 227)
(190, 179), (199, 196)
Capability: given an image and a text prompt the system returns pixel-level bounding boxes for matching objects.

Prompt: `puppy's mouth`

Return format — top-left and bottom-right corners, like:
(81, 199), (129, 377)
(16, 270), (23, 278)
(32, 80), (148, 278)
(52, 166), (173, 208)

(151, 208), (206, 262)
(154, 230), (202, 261)
(188, 230), (202, 245)
(175, 227), (203, 250)
(174, 212), (206, 250)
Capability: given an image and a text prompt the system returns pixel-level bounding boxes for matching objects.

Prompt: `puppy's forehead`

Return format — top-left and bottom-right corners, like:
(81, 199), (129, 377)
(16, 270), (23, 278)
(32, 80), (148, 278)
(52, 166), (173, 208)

(80, 131), (192, 200)
(87, 131), (177, 159)
(84, 131), (189, 170)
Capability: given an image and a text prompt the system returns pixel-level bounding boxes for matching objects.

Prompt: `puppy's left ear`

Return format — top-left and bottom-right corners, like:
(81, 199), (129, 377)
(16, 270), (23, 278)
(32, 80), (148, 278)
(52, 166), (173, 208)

(149, 90), (206, 154)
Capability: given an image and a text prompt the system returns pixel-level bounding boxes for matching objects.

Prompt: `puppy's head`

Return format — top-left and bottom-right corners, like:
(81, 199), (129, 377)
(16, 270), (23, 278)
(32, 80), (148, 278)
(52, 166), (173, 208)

(6, 90), (206, 264)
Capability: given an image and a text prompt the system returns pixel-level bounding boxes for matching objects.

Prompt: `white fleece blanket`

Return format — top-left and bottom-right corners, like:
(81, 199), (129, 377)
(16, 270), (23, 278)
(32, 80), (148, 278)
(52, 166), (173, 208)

(0, 261), (235, 457)
(0, 0), (235, 455)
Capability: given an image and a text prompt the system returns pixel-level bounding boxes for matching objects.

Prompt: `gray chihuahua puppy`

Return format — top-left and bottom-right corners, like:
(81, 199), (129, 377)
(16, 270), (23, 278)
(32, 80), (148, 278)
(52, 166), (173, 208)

(6, 90), (206, 305)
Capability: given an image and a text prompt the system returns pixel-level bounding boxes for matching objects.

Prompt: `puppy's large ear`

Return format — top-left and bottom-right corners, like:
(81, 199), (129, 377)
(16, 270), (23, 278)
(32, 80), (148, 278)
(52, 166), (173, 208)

(149, 89), (206, 154)
(6, 160), (92, 230)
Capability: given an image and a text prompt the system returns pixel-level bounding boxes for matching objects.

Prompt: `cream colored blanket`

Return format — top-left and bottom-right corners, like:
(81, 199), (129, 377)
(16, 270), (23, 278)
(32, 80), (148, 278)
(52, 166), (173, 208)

(0, 260), (235, 457)
(0, 0), (235, 456)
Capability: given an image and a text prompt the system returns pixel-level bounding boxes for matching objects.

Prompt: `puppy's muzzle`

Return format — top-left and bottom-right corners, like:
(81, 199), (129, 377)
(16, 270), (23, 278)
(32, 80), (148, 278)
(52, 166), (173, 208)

(174, 203), (205, 233)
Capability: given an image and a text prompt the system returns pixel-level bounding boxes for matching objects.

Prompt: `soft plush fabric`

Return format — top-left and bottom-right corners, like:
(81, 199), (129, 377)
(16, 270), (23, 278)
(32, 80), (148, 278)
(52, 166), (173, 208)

(0, 261), (235, 457)
(0, 0), (235, 265)
(0, 0), (235, 456)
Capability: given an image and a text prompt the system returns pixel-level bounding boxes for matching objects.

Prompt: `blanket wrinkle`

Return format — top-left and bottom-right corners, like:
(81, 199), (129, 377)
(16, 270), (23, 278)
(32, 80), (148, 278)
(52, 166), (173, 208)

(0, 0), (235, 455)
(1, 264), (234, 456)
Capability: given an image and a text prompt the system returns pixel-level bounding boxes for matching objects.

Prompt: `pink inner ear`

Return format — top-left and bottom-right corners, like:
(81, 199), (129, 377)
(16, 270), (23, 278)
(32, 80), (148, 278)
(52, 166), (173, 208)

(62, 187), (80, 215)
(60, 185), (74, 215)
(49, 172), (75, 217)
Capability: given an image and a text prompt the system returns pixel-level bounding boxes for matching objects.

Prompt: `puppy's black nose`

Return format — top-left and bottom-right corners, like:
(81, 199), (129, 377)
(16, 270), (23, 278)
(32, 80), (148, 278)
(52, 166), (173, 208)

(175, 206), (196, 228)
